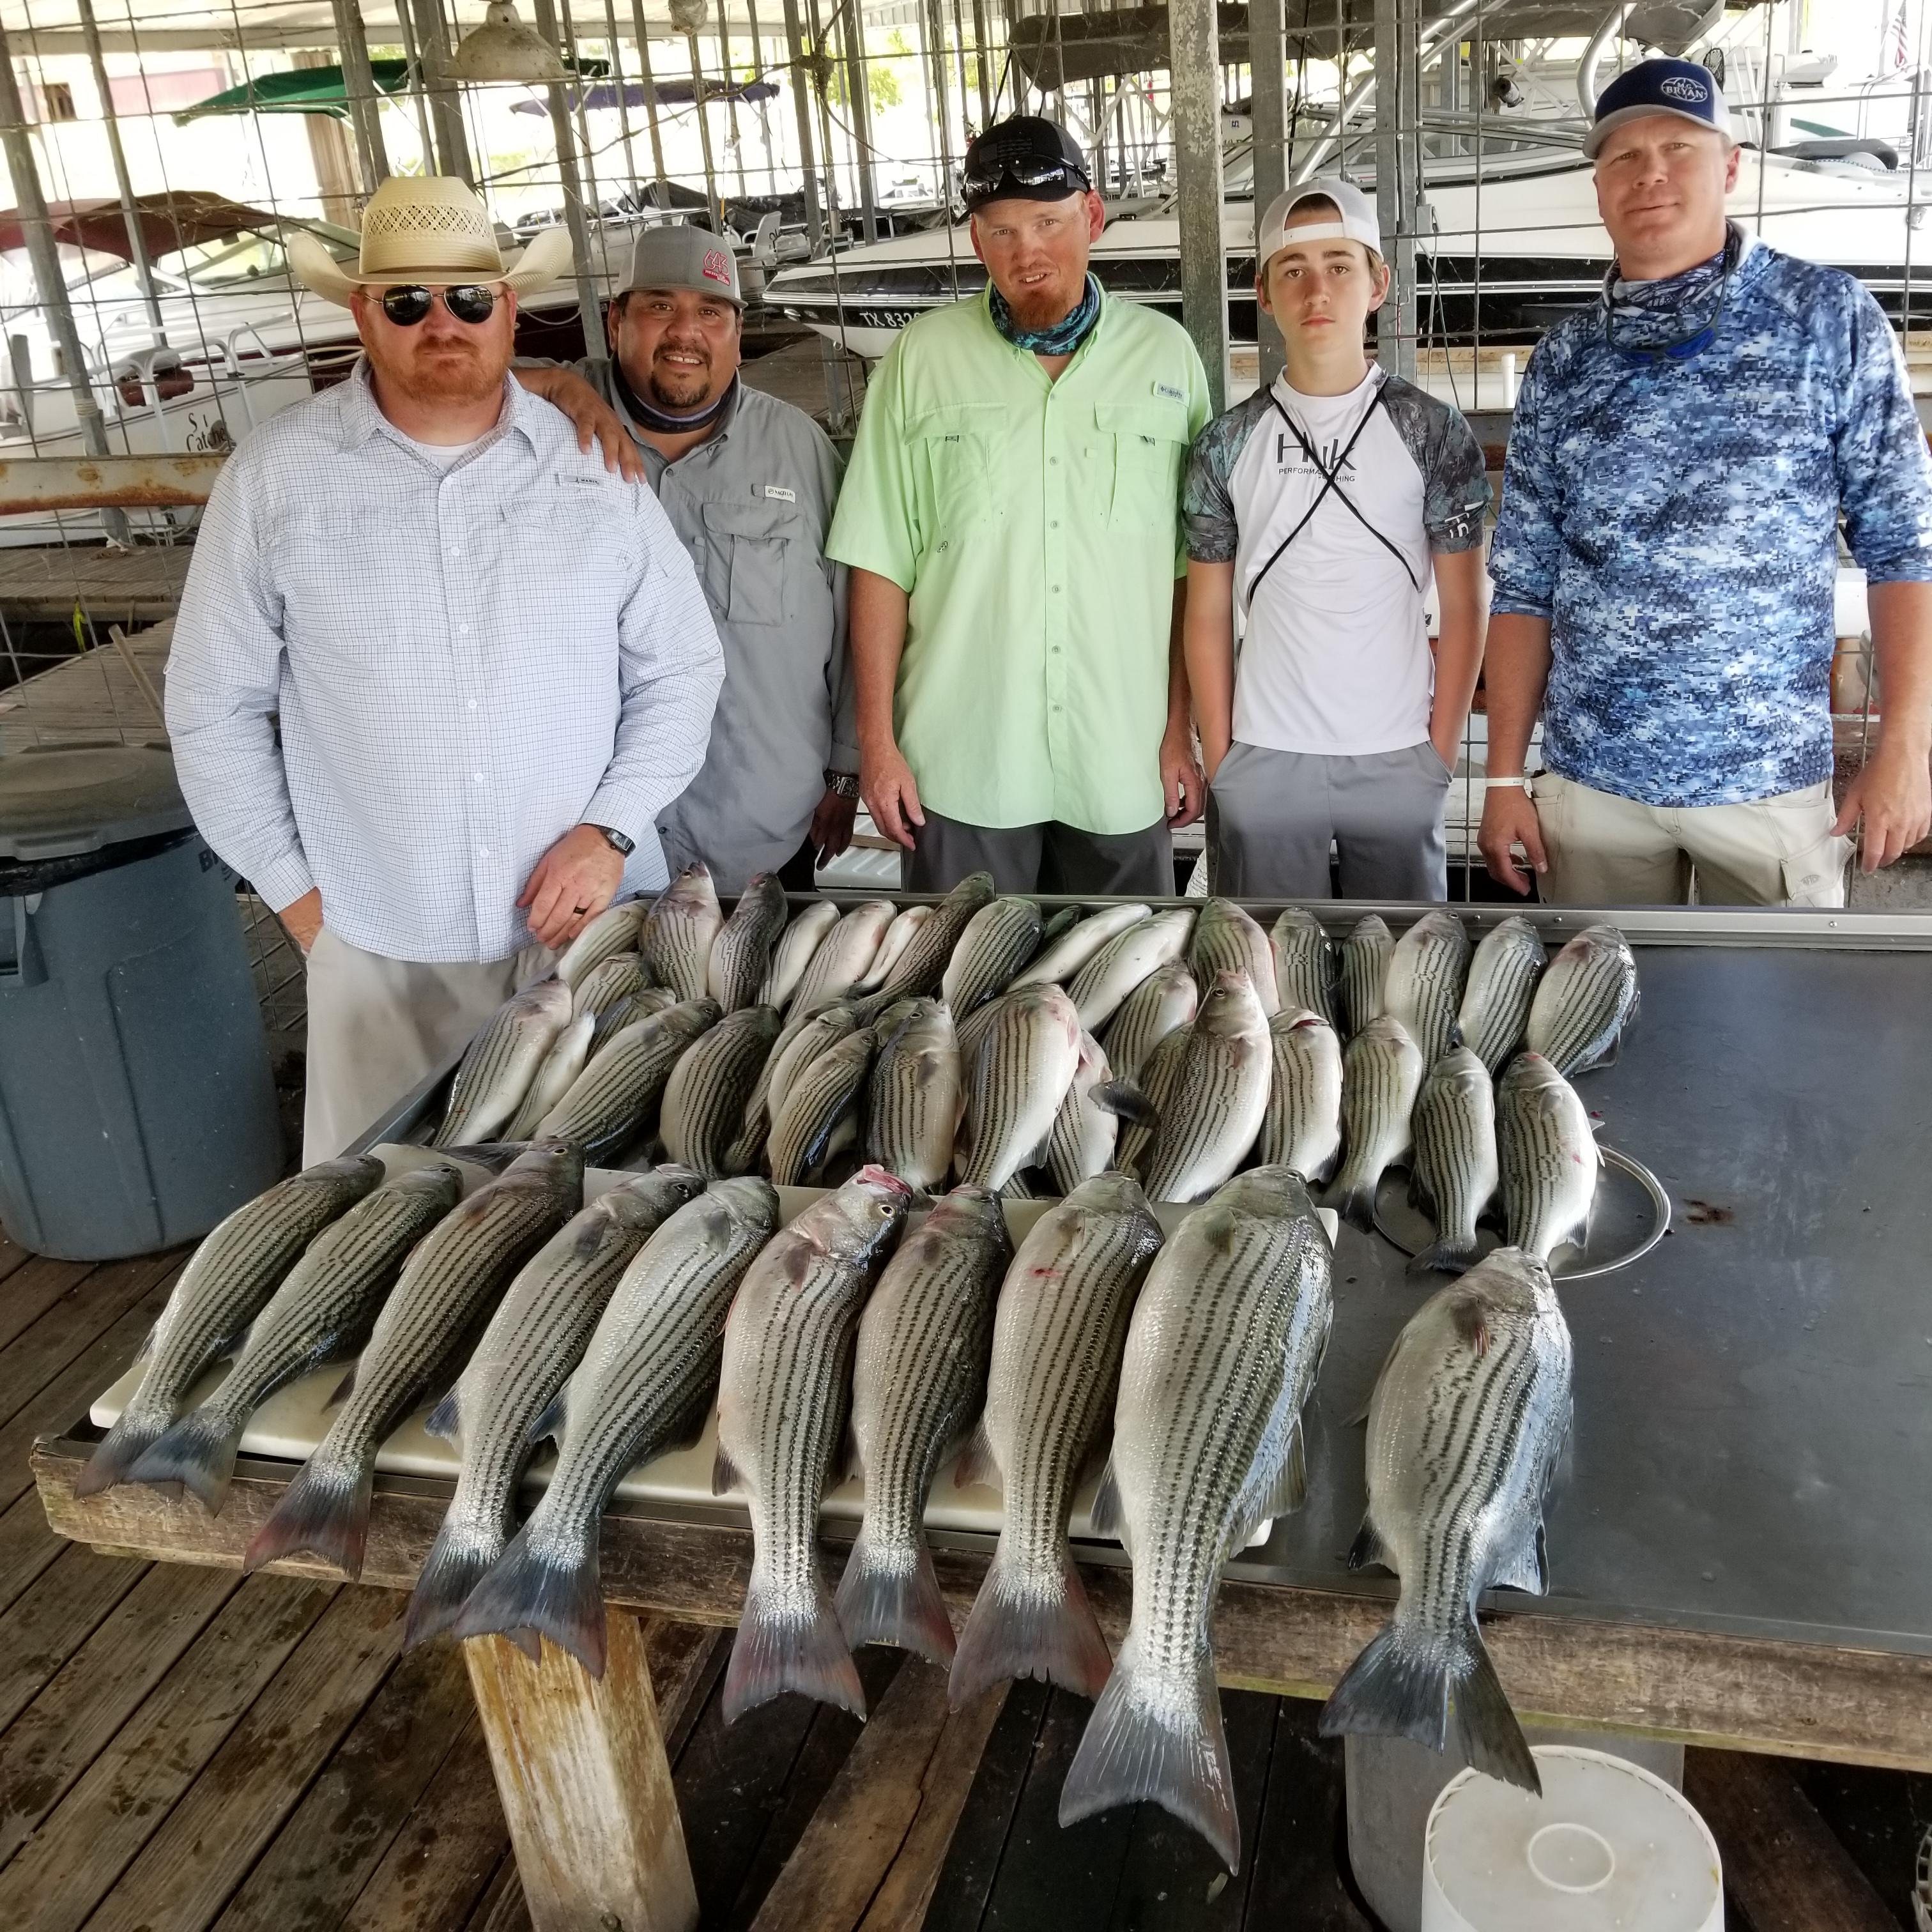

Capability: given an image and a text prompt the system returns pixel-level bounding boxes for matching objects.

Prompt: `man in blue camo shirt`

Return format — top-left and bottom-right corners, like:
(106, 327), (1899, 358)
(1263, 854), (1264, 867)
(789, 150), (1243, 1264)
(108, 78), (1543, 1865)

(1481, 58), (1932, 906)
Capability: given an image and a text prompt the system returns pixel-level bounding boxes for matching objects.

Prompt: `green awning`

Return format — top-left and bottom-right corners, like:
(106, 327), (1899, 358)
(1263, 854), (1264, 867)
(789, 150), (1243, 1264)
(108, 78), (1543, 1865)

(174, 61), (415, 123)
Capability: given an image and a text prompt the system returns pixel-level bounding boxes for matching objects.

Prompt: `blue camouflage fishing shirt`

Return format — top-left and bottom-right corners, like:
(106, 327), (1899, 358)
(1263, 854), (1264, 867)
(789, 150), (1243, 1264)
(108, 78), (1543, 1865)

(1489, 226), (1932, 807)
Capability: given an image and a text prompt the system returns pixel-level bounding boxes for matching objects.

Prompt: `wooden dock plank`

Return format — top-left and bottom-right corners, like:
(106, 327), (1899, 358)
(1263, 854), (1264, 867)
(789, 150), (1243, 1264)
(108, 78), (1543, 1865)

(1238, 1700), (1372, 1931)
(0, 1572), (335, 1928)
(0, 543), (191, 624)
(0, 1258), (95, 1354)
(0, 1491), (72, 1620)
(0, 1560), (241, 1867)
(0, 1234), (38, 1287)
(210, 1639), (478, 1932)
(0, 1252), (180, 1433)
(0, 1544), (148, 1736)
(81, 1583), (406, 1932)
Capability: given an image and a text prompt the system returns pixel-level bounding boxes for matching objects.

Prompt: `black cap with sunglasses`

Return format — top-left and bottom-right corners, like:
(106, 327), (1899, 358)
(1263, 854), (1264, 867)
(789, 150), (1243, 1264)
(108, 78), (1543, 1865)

(379, 284), (500, 328)
(960, 116), (1091, 215)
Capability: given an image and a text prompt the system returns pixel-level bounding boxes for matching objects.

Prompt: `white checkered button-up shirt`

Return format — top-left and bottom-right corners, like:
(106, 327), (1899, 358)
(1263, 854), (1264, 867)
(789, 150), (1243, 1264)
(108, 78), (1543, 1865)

(167, 364), (724, 964)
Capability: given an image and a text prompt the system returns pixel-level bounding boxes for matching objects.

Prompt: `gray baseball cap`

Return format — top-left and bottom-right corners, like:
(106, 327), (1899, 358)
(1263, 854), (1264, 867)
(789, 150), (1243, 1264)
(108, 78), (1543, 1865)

(624, 224), (743, 305)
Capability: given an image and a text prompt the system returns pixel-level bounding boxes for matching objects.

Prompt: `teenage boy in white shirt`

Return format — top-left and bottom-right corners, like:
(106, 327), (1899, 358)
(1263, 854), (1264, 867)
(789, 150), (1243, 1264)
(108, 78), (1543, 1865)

(1183, 178), (1491, 899)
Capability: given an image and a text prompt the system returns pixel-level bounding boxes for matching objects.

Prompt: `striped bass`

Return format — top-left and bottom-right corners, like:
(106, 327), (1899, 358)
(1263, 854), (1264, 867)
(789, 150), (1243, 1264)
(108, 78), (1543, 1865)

(717, 1168), (913, 1719)
(1409, 1046), (1498, 1276)
(1188, 898), (1280, 1016)
(456, 1178), (781, 1671)
(660, 1005), (782, 1177)
(1327, 1015), (1425, 1231)
(1497, 1053), (1598, 1263)
(1116, 1023), (1189, 1179)
(1061, 1169), (1333, 1870)
(1259, 1008), (1343, 1183)
(949, 1172), (1163, 1707)
(769, 1025), (877, 1184)
(1068, 908), (1195, 1031)
(434, 979), (573, 1147)
(1269, 907), (1338, 1027)
(708, 873), (789, 1014)
(1011, 903), (1153, 990)
(404, 1166), (706, 1648)
(1046, 1031), (1124, 1195)
(764, 1001), (861, 1127)
(760, 898), (841, 1008)
(591, 984), (675, 1052)
(1384, 909), (1471, 1068)
(864, 999), (963, 1192)
(555, 900), (647, 989)
(956, 984), (1084, 1192)
(1456, 916), (1546, 1074)
(1141, 970), (1272, 1205)
(1338, 914), (1393, 1040)
(79, 1156), (386, 1498)
(941, 895), (1045, 1016)
(1526, 924), (1639, 1077)
(875, 871), (997, 998)
(1101, 957), (1197, 1084)
(788, 899), (896, 1015)
(503, 1013), (596, 1142)
(1319, 1246), (1573, 1794)
(858, 903), (933, 990)
(837, 1186), (1012, 1661)
(127, 1163), (463, 1511)
(569, 953), (645, 1023)
(640, 865), (721, 1002)
(243, 1142), (583, 1581)
(534, 999), (719, 1160)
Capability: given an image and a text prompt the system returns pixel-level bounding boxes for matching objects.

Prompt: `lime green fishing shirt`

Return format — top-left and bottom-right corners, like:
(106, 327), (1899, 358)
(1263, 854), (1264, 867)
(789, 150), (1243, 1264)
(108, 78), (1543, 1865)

(826, 286), (1211, 834)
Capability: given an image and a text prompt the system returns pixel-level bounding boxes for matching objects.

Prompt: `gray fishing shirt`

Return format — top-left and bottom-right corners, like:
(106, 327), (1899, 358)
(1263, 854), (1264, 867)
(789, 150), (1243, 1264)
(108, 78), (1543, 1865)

(572, 360), (856, 890)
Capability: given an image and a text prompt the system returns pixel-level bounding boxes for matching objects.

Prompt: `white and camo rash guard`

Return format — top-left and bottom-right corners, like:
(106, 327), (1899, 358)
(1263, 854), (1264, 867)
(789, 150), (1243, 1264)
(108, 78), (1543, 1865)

(1489, 226), (1932, 809)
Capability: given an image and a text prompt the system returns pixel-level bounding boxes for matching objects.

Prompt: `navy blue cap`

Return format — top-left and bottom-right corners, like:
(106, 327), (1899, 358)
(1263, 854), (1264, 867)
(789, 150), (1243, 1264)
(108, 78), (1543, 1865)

(1584, 56), (1733, 159)
(961, 116), (1090, 213)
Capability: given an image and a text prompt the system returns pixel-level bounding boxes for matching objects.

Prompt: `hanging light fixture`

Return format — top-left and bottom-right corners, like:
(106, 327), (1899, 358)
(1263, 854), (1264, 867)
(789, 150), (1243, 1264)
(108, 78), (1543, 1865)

(448, 0), (569, 83)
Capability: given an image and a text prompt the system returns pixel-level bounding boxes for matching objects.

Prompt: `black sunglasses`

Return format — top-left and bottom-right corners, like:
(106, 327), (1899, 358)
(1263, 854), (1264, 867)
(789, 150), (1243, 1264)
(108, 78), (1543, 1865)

(379, 284), (498, 327)
(961, 157), (1090, 203)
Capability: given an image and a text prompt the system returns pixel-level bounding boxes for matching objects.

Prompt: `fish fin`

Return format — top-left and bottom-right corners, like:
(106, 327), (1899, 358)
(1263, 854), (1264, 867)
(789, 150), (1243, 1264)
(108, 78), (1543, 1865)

(242, 1455), (374, 1581)
(838, 1422), (864, 1489)
(723, 1567), (866, 1723)
(1324, 1179), (1377, 1234)
(1447, 1020), (1465, 1050)
(1088, 1457), (1123, 1541)
(1447, 1618), (1542, 1794)
(454, 1523), (609, 1676)
(1091, 1078), (1157, 1130)
(710, 1441), (743, 1498)
(1273, 1417), (1308, 1519)
(1059, 1643), (1240, 1874)
(1448, 1292), (1492, 1358)
(1406, 1168), (1438, 1218)
(76, 1405), (174, 1499)
(404, 1517), (500, 1651)
(1319, 1622), (1450, 1754)
(326, 1365), (357, 1407)
(834, 1533), (956, 1664)
(1493, 1518), (1551, 1597)
(123, 1407), (244, 1514)
(997, 1171), (1034, 1202)
(423, 1390), (461, 1444)
(951, 1423), (1000, 1496)
(947, 1544), (1112, 1709)
(1409, 1235), (1480, 1278)
(1346, 1517), (1395, 1574)
(528, 1388), (568, 1448)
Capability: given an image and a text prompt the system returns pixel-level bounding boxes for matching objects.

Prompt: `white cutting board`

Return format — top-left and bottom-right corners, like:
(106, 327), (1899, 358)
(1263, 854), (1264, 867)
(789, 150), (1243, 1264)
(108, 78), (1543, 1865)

(91, 1147), (1338, 1549)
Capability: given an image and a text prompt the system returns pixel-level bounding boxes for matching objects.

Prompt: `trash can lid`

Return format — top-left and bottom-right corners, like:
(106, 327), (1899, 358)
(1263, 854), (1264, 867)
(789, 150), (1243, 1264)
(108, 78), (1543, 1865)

(0, 742), (192, 862)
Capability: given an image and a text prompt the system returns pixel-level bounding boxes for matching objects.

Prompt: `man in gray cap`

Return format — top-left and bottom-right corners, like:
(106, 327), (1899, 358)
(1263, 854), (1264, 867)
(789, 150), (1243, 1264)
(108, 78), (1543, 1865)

(520, 227), (856, 891)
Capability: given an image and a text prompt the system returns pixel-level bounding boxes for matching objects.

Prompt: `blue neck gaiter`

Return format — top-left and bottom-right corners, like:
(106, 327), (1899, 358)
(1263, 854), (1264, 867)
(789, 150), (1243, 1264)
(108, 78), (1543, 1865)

(989, 272), (1103, 356)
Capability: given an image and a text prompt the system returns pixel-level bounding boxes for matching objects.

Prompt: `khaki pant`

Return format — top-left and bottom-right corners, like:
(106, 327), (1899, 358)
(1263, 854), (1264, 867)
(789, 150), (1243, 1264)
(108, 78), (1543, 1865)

(1535, 772), (1850, 908)
(302, 928), (553, 1163)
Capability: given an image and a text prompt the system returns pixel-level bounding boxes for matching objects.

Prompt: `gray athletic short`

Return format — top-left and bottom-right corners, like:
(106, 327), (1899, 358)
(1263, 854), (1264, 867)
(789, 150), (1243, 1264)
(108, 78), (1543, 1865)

(904, 809), (1175, 896)
(1207, 740), (1452, 901)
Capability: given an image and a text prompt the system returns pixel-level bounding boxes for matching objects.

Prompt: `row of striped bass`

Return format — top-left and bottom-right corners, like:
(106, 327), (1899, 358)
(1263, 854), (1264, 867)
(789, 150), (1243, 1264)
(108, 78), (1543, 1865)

(1321, 1246), (1573, 1795)
(535, 999), (719, 1160)
(1060, 1168), (1333, 1873)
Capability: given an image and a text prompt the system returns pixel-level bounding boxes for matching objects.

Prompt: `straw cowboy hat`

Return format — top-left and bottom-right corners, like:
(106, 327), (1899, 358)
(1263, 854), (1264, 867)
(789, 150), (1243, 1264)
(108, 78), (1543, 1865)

(286, 174), (573, 307)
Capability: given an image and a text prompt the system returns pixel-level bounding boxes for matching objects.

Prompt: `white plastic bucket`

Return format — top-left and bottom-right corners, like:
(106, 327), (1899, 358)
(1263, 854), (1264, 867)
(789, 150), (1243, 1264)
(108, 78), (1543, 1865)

(1422, 1746), (1723, 1932)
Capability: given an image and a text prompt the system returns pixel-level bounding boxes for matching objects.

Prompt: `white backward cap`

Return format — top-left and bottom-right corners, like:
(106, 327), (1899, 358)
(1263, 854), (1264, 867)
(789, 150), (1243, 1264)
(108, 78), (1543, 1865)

(1257, 176), (1381, 274)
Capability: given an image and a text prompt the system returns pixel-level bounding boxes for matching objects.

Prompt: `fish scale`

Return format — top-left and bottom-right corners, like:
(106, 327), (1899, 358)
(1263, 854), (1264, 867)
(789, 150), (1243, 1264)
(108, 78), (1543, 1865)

(1339, 915), (1393, 1040)
(434, 980), (573, 1146)
(1496, 1053), (1598, 1262)
(1526, 924), (1639, 1077)
(1101, 958), (1197, 1085)
(455, 1178), (780, 1673)
(661, 1006), (783, 1177)
(949, 1172), (1163, 1708)
(1384, 910), (1471, 1069)
(1455, 917), (1545, 1074)
(243, 1141), (584, 1582)
(941, 896), (1045, 1016)
(569, 954), (646, 1023)
(1141, 971), (1272, 1205)
(1187, 900), (1280, 1015)
(1327, 1015), (1425, 1231)
(709, 875), (789, 1014)
(1116, 1023), (1188, 1178)
(1060, 1169), (1331, 1871)
(1259, 1008), (1343, 1183)
(876, 872), (997, 997)
(534, 999), (719, 1158)
(865, 999), (962, 1191)
(1409, 1046), (1498, 1276)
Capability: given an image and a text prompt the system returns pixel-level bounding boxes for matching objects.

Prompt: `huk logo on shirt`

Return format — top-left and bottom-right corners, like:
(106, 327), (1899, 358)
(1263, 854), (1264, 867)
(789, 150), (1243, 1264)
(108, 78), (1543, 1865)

(1278, 433), (1356, 476)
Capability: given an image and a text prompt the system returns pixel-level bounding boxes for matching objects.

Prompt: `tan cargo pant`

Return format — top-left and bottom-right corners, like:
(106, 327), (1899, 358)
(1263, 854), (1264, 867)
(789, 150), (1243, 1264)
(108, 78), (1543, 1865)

(302, 928), (554, 1164)
(1535, 772), (1850, 908)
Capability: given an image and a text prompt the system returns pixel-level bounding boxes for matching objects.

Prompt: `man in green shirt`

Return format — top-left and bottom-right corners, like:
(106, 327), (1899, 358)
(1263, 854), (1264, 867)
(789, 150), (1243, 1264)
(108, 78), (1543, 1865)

(827, 116), (1213, 893)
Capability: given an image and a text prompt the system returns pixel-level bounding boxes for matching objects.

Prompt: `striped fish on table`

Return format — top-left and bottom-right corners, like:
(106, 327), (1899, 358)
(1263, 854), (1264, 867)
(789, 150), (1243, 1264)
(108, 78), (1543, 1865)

(864, 999), (963, 1192)
(1259, 1007), (1343, 1183)
(941, 896), (1045, 1018)
(1269, 907), (1338, 1027)
(874, 872), (997, 999)
(1496, 1053), (1598, 1264)
(1010, 903), (1152, 990)
(768, 1025), (877, 1185)
(533, 999), (719, 1161)
(837, 1184), (1013, 1662)
(568, 953), (646, 1024)
(788, 900), (898, 1016)
(1526, 924), (1639, 1077)
(1045, 1031), (1137, 1195)
(640, 866), (722, 1002)
(659, 1005), (783, 1177)
(1383, 909), (1470, 1068)
(1455, 916), (1546, 1075)
(716, 1167), (913, 1720)
(708, 873), (789, 1014)
(1101, 957), (1197, 1085)
(1141, 970), (1273, 1205)
(1116, 1023), (1190, 1180)
(433, 979), (574, 1147)
(556, 901), (648, 990)
(1338, 914), (1393, 1041)
(1326, 1016), (1425, 1232)
(503, 1013), (597, 1143)
(1068, 909), (1195, 1031)
(1319, 1246), (1573, 1794)
(1061, 1167), (1333, 1872)
(1409, 1046), (1498, 1276)
(857, 904), (933, 990)
(1188, 898), (1280, 1015)
(956, 985), (1084, 1192)
(759, 899), (841, 1009)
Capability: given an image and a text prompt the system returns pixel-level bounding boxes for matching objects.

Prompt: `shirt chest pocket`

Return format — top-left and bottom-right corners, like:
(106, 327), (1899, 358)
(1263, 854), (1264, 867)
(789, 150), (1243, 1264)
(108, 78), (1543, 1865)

(908, 402), (1004, 538)
(702, 498), (801, 627)
(1095, 401), (1190, 532)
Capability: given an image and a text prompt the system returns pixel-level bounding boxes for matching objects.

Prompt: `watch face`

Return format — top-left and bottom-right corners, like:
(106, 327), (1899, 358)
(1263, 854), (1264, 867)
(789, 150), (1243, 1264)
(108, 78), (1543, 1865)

(596, 825), (636, 856)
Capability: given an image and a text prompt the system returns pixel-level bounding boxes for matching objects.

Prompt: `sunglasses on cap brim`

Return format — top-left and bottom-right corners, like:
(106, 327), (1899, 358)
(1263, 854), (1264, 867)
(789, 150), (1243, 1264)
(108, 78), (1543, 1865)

(962, 157), (1090, 203)
(378, 284), (500, 326)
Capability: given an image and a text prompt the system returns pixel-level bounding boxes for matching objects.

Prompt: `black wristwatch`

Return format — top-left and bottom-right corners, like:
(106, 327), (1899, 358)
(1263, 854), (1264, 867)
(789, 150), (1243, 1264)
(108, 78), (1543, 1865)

(824, 771), (861, 799)
(589, 822), (636, 857)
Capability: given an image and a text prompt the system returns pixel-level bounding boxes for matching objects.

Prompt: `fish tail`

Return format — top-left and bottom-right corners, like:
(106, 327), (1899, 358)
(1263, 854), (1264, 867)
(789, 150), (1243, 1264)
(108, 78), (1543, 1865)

(947, 1542), (1112, 1710)
(1325, 1176), (1379, 1233)
(1447, 1617), (1542, 1795)
(76, 1401), (175, 1498)
(1409, 1234), (1480, 1277)
(241, 1453), (373, 1581)
(834, 1531), (956, 1664)
(452, 1519), (608, 1675)
(723, 1565), (867, 1724)
(402, 1512), (503, 1652)
(124, 1406), (244, 1512)
(1059, 1643), (1240, 1873)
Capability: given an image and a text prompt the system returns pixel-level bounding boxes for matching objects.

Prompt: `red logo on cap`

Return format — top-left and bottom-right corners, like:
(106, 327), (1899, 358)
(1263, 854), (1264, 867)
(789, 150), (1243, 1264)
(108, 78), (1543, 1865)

(702, 248), (732, 285)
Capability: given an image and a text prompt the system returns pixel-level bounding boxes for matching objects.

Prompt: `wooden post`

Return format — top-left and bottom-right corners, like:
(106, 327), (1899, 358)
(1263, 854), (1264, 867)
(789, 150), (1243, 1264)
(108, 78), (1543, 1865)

(463, 1611), (698, 1932)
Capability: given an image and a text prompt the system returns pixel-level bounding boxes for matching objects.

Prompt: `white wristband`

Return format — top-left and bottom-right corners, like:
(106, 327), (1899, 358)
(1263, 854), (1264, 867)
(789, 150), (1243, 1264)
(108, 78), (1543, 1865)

(1484, 775), (1531, 790)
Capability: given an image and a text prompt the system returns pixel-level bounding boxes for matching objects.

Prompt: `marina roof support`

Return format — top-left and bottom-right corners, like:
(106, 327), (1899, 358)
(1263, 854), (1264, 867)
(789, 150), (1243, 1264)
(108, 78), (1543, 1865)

(330, 0), (392, 188)
(406, 0), (476, 182)
(1250, 0), (1287, 387)
(1169, 0), (1230, 410)
(532, 0), (610, 372)
(1372, 0), (1420, 380)
(74, 0), (163, 339)
(779, 0), (824, 252)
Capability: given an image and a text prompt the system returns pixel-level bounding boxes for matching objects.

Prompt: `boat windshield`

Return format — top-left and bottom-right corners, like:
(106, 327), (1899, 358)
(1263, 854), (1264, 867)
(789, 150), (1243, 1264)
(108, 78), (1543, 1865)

(154, 220), (360, 289)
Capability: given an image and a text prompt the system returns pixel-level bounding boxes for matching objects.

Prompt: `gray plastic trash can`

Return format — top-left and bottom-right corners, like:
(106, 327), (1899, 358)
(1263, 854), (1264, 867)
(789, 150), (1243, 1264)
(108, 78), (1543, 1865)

(0, 742), (282, 1260)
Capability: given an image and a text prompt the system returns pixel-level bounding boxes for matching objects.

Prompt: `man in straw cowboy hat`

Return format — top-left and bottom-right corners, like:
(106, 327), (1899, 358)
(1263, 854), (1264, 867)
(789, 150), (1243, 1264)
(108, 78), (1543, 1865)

(166, 175), (724, 1162)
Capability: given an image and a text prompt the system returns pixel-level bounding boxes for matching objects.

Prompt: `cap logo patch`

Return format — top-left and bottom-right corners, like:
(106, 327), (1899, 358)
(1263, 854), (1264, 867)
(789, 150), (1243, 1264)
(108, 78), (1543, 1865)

(1659, 75), (1708, 103)
(702, 247), (732, 284)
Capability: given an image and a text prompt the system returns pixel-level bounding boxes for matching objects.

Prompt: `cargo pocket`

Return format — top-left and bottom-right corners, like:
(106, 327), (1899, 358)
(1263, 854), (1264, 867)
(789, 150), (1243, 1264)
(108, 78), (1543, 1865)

(701, 498), (799, 627)
(1761, 781), (1850, 907)
(1781, 831), (1853, 906)
(1096, 401), (1190, 531)
(907, 402), (1004, 533)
